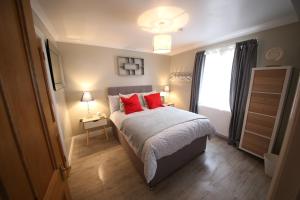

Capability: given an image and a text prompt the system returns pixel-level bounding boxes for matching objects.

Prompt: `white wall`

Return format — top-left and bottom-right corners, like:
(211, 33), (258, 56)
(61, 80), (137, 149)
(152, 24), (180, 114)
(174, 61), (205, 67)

(198, 106), (231, 137)
(170, 22), (300, 141)
(33, 7), (300, 153)
(58, 42), (171, 136)
(33, 12), (73, 156)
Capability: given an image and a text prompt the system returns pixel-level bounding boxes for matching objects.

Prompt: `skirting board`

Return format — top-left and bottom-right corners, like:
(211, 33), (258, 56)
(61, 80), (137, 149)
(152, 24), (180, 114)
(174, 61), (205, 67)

(214, 132), (228, 140)
(68, 127), (112, 165)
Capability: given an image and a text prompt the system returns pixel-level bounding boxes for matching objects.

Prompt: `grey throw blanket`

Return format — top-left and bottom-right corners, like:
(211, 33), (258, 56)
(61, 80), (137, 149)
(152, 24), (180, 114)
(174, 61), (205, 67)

(121, 107), (207, 156)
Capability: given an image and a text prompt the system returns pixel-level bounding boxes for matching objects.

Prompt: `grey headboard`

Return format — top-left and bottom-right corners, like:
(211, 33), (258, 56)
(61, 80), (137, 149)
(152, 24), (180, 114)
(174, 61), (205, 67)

(107, 85), (153, 96)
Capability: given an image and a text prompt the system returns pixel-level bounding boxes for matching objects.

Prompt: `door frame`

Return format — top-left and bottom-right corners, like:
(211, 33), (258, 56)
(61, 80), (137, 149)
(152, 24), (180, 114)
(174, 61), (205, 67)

(267, 74), (300, 199)
(35, 27), (69, 163)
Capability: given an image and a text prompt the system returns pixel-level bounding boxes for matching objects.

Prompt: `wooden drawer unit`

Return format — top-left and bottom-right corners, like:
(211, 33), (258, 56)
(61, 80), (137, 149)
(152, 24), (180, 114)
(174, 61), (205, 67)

(252, 69), (286, 93)
(245, 112), (275, 138)
(83, 118), (107, 129)
(248, 93), (281, 116)
(239, 66), (291, 158)
(241, 132), (270, 157)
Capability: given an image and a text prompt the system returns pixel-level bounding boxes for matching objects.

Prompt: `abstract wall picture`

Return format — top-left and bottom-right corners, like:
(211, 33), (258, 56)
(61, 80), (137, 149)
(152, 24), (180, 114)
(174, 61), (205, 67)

(117, 56), (144, 76)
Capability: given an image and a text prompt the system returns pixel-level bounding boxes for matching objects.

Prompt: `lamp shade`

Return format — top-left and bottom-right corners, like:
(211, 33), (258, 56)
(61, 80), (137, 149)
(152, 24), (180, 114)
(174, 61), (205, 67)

(160, 92), (166, 97)
(153, 34), (172, 54)
(164, 85), (170, 92)
(81, 91), (94, 102)
(137, 6), (189, 33)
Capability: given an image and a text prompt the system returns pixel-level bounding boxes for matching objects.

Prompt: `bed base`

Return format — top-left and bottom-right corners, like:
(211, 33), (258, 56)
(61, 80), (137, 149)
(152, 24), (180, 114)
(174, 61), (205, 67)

(111, 122), (207, 188)
(107, 85), (207, 187)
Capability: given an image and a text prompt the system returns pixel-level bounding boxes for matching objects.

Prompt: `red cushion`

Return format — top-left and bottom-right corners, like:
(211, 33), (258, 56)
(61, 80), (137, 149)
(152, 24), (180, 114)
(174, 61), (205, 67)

(144, 93), (164, 109)
(120, 94), (143, 114)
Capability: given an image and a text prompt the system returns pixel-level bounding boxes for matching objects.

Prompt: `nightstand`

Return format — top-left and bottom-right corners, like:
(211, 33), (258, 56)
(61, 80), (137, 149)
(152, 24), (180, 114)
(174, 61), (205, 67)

(164, 103), (175, 107)
(81, 115), (108, 145)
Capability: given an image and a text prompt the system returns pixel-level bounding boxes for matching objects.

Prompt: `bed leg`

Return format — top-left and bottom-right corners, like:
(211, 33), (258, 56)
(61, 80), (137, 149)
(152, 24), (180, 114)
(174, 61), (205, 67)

(110, 121), (120, 142)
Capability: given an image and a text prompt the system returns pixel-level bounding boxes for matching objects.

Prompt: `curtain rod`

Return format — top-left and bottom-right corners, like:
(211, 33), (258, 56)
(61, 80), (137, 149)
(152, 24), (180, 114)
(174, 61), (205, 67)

(199, 38), (258, 52)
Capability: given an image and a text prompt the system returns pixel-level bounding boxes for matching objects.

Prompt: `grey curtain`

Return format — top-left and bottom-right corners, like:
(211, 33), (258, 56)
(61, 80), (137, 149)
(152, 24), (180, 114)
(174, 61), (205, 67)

(228, 39), (258, 146)
(189, 51), (206, 113)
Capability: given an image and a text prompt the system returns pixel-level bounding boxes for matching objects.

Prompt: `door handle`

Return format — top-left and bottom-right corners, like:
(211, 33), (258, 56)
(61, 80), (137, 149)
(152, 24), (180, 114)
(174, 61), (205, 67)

(59, 165), (71, 180)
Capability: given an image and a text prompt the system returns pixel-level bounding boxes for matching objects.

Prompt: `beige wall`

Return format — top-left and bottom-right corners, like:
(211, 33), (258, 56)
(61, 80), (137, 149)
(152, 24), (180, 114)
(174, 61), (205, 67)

(32, 6), (300, 154)
(58, 42), (171, 136)
(33, 12), (73, 156)
(170, 22), (300, 152)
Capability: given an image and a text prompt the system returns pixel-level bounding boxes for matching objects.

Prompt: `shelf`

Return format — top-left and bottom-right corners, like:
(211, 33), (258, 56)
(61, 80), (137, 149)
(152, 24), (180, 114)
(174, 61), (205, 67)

(248, 111), (276, 118)
(239, 147), (264, 159)
(244, 130), (271, 140)
(252, 91), (281, 95)
(241, 131), (270, 157)
(240, 67), (291, 159)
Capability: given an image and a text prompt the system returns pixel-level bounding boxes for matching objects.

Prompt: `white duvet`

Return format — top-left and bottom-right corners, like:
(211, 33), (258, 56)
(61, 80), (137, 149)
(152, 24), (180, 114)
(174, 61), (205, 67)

(110, 106), (215, 183)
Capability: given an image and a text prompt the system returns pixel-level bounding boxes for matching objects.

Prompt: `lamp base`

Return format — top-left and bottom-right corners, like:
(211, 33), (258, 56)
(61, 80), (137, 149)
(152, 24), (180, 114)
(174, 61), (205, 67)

(86, 102), (93, 118)
(86, 114), (93, 119)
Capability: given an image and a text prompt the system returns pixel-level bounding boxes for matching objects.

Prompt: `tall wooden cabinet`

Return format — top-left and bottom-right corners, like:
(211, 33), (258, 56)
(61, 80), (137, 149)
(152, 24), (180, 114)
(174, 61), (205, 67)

(239, 66), (292, 158)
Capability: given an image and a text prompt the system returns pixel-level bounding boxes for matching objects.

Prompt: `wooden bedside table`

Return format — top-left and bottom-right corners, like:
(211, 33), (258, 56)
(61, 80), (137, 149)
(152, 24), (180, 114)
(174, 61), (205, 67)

(81, 115), (108, 145)
(164, 103), (175, 107)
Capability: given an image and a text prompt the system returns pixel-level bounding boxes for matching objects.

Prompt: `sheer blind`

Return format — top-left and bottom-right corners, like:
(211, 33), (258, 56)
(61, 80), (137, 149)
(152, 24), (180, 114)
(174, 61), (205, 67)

(199, 45), (235, 111)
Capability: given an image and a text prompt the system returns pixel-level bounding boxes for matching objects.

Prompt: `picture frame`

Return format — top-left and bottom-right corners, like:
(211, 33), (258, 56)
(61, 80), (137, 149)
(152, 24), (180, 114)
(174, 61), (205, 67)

(117, 56), (144, 76)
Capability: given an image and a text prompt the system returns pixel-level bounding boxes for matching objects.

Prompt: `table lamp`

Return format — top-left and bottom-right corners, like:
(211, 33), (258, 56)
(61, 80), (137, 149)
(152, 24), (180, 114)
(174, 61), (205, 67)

(164, 85), (170, 93)
(160, 85), (170, 103)
(81, 91), (94, 118)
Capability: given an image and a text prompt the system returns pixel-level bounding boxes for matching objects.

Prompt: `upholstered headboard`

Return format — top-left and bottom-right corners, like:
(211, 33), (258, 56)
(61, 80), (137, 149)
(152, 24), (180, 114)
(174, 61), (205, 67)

(107, 85), (153, 96)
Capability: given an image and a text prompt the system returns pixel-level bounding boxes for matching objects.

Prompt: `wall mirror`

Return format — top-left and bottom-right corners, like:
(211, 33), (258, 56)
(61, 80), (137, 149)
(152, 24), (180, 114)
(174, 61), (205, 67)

(45, 39), (64, 91)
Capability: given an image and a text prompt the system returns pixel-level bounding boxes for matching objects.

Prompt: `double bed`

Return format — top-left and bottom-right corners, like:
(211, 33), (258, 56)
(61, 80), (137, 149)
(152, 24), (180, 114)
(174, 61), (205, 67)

(108, 85), (215, 187)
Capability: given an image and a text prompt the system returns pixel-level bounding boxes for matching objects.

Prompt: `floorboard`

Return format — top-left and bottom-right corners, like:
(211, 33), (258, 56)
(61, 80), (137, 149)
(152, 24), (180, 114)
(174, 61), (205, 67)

(69, 132), (270, 200)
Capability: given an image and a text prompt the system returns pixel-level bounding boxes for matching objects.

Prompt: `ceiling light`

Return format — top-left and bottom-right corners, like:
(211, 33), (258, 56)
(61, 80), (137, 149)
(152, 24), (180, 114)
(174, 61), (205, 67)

(138, 6), (189, 33)
(153, 34), (172, 54)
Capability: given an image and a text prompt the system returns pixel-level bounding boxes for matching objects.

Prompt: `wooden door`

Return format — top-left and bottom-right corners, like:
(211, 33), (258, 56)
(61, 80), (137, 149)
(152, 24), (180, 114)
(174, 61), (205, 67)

(0, 0), (71, 199)
(267, 75), (300, 199)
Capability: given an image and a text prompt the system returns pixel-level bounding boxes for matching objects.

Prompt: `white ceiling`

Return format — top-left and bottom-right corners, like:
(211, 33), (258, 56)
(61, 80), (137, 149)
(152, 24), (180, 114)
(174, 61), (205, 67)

(31, 0), (298, 55)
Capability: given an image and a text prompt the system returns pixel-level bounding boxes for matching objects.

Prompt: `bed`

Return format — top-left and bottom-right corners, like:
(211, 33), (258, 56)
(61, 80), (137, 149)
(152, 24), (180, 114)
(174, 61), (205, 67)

(108, 85), (215, 187)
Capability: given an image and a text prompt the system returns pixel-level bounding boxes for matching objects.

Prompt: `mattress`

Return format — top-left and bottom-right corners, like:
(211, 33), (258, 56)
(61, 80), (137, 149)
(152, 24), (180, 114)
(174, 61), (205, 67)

(110, 106), (216, 182)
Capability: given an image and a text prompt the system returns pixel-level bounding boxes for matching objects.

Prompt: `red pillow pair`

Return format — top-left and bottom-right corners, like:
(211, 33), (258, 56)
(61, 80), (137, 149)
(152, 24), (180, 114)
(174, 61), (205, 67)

(120, 94), (143, 114)
(144, 93), (164, 109)
(120, 93), (164, 114)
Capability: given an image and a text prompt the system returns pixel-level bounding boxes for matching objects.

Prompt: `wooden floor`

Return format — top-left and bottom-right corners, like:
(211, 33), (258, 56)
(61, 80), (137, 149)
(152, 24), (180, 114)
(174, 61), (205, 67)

(69, 132), (270, 200)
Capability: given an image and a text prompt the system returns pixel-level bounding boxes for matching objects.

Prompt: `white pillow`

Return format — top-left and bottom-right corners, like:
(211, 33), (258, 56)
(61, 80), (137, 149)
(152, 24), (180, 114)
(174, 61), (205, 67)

(119, 93), (144, 112)
(108, 95), (120, 113)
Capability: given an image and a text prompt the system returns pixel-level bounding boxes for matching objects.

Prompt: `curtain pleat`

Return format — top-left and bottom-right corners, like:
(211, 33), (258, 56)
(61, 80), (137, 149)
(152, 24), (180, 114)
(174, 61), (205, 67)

(189, 51), (206, 113)
(228, 39), (258, 146)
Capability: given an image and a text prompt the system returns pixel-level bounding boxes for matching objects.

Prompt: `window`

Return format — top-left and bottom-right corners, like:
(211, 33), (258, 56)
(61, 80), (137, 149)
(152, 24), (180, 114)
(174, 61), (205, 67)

(199, 45), (235, 111)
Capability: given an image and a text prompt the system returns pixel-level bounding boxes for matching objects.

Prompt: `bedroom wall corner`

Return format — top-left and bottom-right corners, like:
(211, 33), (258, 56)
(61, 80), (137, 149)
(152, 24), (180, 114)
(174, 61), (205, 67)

(32, 11), (73, 158)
